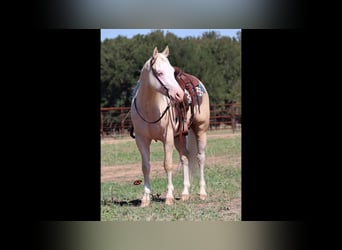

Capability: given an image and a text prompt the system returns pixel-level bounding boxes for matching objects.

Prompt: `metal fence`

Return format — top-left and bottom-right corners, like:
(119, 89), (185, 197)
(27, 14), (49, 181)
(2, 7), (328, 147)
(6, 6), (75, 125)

(101, 103), (241, 138)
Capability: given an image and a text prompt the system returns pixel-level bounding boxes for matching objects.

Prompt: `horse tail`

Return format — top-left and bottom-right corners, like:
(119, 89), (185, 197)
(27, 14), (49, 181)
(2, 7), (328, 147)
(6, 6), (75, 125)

(129, 126), (135, 138)
(188, 128), (198, 179)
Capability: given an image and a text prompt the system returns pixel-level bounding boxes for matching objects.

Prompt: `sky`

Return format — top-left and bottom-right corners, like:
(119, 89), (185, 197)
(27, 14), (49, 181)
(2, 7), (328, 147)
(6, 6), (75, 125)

(101, 29), (240, 41)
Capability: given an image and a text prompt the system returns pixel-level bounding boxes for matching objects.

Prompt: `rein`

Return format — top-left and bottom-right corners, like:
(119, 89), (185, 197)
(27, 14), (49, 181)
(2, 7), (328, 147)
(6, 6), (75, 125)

(133, 97), (170, 124)
(133, 57), (172, 124)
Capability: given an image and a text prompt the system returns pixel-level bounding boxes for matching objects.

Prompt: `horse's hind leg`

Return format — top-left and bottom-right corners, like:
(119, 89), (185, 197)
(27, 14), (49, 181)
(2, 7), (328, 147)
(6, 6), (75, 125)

(174, 136), (190, 201)
(197, 132), (208, 200)
(135, 135), (152, 207)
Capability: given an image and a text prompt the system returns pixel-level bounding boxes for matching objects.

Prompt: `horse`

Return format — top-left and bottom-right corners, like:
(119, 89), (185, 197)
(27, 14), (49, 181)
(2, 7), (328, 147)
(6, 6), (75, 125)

(130, 46), (210, 207)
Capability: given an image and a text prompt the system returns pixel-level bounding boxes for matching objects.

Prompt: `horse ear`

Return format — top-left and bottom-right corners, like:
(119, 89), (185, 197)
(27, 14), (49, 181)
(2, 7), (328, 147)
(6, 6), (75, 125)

(153, 47), (158, 58)
(162, 46), (169, 57)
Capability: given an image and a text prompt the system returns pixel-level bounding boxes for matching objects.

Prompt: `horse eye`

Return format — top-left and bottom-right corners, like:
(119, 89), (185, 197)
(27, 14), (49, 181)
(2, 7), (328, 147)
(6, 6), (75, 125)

(157, 72), (163, 76)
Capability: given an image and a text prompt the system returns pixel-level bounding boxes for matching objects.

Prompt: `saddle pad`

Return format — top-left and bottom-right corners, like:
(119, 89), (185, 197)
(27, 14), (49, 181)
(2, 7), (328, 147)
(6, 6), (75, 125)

(196, 82), (206, 96)
(132, 81), (140, 100)
(185, 82), (206, 104)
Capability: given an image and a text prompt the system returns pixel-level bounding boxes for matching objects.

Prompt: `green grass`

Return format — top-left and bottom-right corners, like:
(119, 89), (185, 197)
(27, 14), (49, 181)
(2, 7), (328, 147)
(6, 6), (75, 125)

(101, 130), (241, 221)
(101, 164), (241, 221)
(101, 131), (241, 166)
(101, 140), (169, 166)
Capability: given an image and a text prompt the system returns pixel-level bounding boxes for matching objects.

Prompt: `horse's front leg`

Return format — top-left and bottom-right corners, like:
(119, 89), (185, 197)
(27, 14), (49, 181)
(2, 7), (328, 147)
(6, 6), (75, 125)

(164, 137), (175, 205)
(135, 135), (152, 207)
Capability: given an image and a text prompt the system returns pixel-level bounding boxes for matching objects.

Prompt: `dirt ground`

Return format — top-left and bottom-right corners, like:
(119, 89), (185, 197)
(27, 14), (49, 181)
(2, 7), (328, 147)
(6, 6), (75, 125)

(101, 132), (241, 183)
(101, 131), (239, 145)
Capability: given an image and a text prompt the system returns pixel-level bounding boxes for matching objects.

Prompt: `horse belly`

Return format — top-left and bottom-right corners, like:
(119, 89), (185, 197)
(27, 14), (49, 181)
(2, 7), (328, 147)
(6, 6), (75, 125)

(133, 121), (169, 142)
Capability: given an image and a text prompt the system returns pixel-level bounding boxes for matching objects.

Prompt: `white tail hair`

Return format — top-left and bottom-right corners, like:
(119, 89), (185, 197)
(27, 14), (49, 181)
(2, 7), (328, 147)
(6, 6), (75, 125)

(187, 128), (198, 180)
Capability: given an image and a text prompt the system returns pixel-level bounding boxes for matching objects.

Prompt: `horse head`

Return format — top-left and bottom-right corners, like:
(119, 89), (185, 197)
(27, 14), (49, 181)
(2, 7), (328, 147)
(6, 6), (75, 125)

(149, 46), (184, 103)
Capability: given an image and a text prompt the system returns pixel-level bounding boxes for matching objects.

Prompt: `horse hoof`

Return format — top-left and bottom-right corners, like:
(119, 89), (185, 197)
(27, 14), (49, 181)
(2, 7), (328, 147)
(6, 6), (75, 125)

(165, 197), (174, 205)
(181, 195), (190, 201)
(199, 194), (208, 200)
(140, 200), (150, 207)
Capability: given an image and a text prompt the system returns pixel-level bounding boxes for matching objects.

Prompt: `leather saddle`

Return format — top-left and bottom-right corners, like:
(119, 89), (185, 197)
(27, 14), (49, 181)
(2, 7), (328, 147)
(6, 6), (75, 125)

(174, 66), (200, 94)
(173, 66), (201, 136)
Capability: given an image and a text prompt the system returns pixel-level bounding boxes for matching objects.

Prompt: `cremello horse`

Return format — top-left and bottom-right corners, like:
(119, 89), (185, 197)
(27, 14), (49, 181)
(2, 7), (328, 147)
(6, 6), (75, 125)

(131, 46), (210, 207)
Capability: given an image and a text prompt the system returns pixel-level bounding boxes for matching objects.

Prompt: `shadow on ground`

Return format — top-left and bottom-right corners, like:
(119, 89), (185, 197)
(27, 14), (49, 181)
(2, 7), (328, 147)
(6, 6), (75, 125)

(101, 194), (181, 207)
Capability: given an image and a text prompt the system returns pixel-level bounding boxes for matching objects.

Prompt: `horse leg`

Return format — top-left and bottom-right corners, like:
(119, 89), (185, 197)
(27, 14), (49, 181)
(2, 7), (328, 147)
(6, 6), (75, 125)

(174, 136), (190, 201)
(164, 135), (175, 205)
(197, 132), (208, 200)
(135, 135), (152, 207)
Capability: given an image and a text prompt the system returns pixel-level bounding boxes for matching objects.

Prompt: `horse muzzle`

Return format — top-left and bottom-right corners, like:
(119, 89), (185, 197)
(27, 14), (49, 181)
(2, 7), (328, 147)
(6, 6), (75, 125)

(170, 89), (184, 103)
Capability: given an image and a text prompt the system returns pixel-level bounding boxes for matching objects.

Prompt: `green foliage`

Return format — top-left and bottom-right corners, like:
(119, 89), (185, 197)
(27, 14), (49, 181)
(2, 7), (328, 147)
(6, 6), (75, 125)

(101, 30), (241, 107)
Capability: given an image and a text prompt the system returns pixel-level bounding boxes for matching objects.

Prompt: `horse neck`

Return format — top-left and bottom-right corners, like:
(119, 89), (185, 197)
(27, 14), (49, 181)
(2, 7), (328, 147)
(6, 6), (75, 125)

(136, 70), (168, 112)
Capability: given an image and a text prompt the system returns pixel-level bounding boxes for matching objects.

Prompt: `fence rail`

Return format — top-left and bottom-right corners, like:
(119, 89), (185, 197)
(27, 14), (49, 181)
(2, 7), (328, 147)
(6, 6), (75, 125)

(101, 103), (241, 138)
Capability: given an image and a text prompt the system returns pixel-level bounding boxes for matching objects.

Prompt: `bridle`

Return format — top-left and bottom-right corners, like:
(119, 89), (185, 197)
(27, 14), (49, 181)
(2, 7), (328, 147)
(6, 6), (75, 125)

(133, 56), (171, 124)
(150, 56), (170, 98)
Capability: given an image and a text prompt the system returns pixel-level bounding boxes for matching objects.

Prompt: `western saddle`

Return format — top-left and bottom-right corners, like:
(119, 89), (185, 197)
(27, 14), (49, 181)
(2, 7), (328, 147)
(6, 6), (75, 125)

(173, 66), (202, 137)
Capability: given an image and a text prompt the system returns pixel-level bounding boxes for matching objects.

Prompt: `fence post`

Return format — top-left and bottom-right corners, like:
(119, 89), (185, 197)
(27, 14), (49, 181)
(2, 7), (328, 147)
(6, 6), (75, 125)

(101, 112), (104, 139)
(230, 102), (236, 133)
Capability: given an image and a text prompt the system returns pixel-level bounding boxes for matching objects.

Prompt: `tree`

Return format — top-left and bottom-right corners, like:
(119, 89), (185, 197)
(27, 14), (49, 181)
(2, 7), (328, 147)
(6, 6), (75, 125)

(101, 30), (241, 107)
